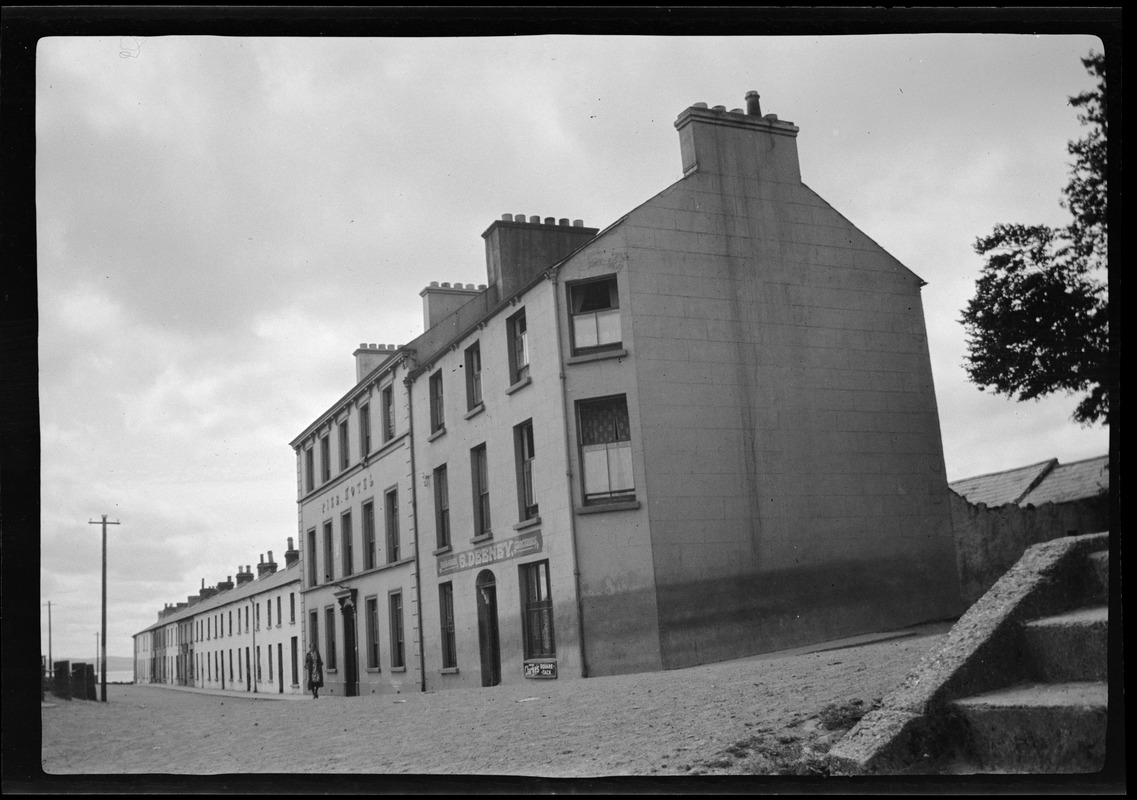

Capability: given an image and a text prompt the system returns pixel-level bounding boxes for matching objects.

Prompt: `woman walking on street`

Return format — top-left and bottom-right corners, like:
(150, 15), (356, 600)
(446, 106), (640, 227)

(304, 643), (323, 699)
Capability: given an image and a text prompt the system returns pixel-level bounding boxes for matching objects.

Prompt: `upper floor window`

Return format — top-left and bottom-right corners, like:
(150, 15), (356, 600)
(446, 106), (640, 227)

(385, 488), (400, 563)
(341, 510), (354, 577)
(359, 402), (372, 457)
(569, 276), (622, 354)
(515, 420), (538, 521)
(507, 310), (529, 385)
(381, 385), (396, 442)
(465, 342), (483, 410)
(429, 371), (445, 433)
(323, 520), (334, 583)
(338, 420), (350, 471)
(471, 443), (491, 538)
(434, 464), (451, 549)
(320, 434), (331, 483)
(577, 395), (635, 505)
(306, 528), (318, 587)
(304, 447), (315, 493)
(363, 499), (377, 571)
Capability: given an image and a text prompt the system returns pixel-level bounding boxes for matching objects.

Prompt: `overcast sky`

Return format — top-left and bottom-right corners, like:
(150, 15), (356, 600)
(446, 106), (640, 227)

(35, 33), (1108, 662)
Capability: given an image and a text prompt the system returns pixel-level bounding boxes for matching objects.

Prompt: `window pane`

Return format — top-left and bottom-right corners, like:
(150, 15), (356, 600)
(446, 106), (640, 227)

(582, 445), (611, 497)
(594, 308), (622, 346)
(573, 315), (598, 349)
(607, 442), (635, 493)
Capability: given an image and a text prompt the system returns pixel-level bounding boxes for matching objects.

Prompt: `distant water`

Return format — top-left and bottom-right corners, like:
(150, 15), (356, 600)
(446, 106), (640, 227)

(103, 669), (134, 684)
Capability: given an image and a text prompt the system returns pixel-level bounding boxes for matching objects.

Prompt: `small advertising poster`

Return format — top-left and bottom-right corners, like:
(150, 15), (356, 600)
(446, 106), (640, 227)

(523, 661), (557, 679)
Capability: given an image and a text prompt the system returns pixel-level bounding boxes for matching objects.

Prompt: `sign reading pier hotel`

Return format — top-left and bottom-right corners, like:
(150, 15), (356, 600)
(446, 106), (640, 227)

(437, 530), (543, 576)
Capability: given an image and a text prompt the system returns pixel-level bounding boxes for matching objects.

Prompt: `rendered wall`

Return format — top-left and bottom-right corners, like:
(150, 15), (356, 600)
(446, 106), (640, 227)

(557, 225), (666, 677)
(414, 279), (583, 689)
(624, 109), (961, 668)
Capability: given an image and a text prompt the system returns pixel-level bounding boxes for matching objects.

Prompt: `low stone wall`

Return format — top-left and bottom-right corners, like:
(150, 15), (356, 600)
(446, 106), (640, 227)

(950, 491), (1108, 606)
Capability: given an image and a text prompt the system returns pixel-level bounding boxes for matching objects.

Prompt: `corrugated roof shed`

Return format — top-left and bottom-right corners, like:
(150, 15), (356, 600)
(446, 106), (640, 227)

(950, 455), (1109, 508)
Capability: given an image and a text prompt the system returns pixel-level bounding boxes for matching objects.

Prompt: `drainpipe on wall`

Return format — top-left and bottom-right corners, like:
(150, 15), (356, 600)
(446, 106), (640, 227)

(251, 598), (257, 693)
(547, 268), (589, 678)
(404, 366), (428, 694)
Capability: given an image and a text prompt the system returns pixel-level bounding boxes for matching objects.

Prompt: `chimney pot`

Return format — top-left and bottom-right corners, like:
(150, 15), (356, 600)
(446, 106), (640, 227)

(572, 219), (583, 227)
(529, 215), (540, 224)
(693, 102), (708, 109)
(544, 217), (555, 225)
(745, 90), (762, 116)
(502, 213), (513, 221)
(478, 284), (486, 290)
(730, 108), (743, 114)
(268, 551), (274, 562)
(712, 105), (726, 112)
(558, 218), (569, 226)
(441, 282), (451, 288)
(764, 113), (779, 121)
(429, 281), (439, 287)
(358, 342), (367, 349)
(260, 554), (265, 564)
(288, 537), (294, 549)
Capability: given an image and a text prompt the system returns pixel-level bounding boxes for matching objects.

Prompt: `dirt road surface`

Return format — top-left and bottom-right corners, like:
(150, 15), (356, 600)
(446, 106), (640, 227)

(36, 625), (1015, 792)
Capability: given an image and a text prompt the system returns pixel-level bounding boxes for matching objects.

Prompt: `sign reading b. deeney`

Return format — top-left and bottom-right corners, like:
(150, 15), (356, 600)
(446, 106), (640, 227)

(437, 530), (543, 577)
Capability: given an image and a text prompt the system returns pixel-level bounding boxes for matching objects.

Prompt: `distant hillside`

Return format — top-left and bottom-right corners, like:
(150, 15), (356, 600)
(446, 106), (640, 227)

(55, 655), (133, 671)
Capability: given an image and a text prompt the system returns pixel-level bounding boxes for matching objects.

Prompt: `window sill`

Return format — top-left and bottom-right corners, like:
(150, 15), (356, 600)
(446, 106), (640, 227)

(440, 667), (460, 675)
(326, 668), (338, 675)
(391, 666), (407, 673)
(567, 347), (627, 365)
(505, 376), (532, 396)
(470, 533), (493, 544)
(513, 516), (541, 531)
(432, 544), (453, 555)
(365, 667), (382, 674)
(428, 426), (447, 443)
(464, 403), (485, 421)
(576, 500), (641, 515)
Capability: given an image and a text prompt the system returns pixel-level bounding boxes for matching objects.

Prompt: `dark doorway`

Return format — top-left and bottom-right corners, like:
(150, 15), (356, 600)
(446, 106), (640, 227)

(277, 643), (284, 694)
(339, 595), (359, 697)
(476, 570), (502, 687)
(245, 648), (251, 692)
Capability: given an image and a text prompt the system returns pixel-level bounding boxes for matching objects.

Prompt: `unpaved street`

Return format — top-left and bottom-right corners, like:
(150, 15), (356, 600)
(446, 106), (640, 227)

(40, 624), (951, 782)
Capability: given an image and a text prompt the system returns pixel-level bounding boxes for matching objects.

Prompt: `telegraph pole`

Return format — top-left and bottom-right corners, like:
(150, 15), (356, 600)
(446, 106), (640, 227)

(89, 514), (120, 702)
(43, 601), (54, 680)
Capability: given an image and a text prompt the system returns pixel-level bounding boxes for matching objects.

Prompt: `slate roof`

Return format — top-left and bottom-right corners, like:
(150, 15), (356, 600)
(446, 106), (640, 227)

(139, 561), (302, 634)
(950, 455), (1109, 509)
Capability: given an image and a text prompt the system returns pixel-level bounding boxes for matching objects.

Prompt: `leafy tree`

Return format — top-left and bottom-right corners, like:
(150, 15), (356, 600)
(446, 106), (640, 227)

(961, 52), (1109, 425)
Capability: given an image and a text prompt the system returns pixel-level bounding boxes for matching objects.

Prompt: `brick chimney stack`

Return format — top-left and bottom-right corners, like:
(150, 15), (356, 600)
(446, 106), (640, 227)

(674, 91), (800, 182)
(482, 214), (598, 300)
(236, 565), (255, 586)
(284, 537), (301, 568)
(257, 552), (278, 578)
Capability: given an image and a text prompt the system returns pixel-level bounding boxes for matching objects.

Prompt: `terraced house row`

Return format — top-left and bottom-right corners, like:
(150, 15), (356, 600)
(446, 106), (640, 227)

(135, 91), (962, 695)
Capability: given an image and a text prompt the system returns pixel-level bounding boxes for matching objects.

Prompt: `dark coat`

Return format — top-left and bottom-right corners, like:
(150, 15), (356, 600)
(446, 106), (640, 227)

(304, 650), (324, 689)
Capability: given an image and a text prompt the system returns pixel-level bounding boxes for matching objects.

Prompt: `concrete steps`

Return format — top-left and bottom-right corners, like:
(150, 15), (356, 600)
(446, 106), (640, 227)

(952, 682), (1107, 773)
(946, 548), (1109, 773)
(1022, 605), (1107, 682)
(828, 534), (1113, 776)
